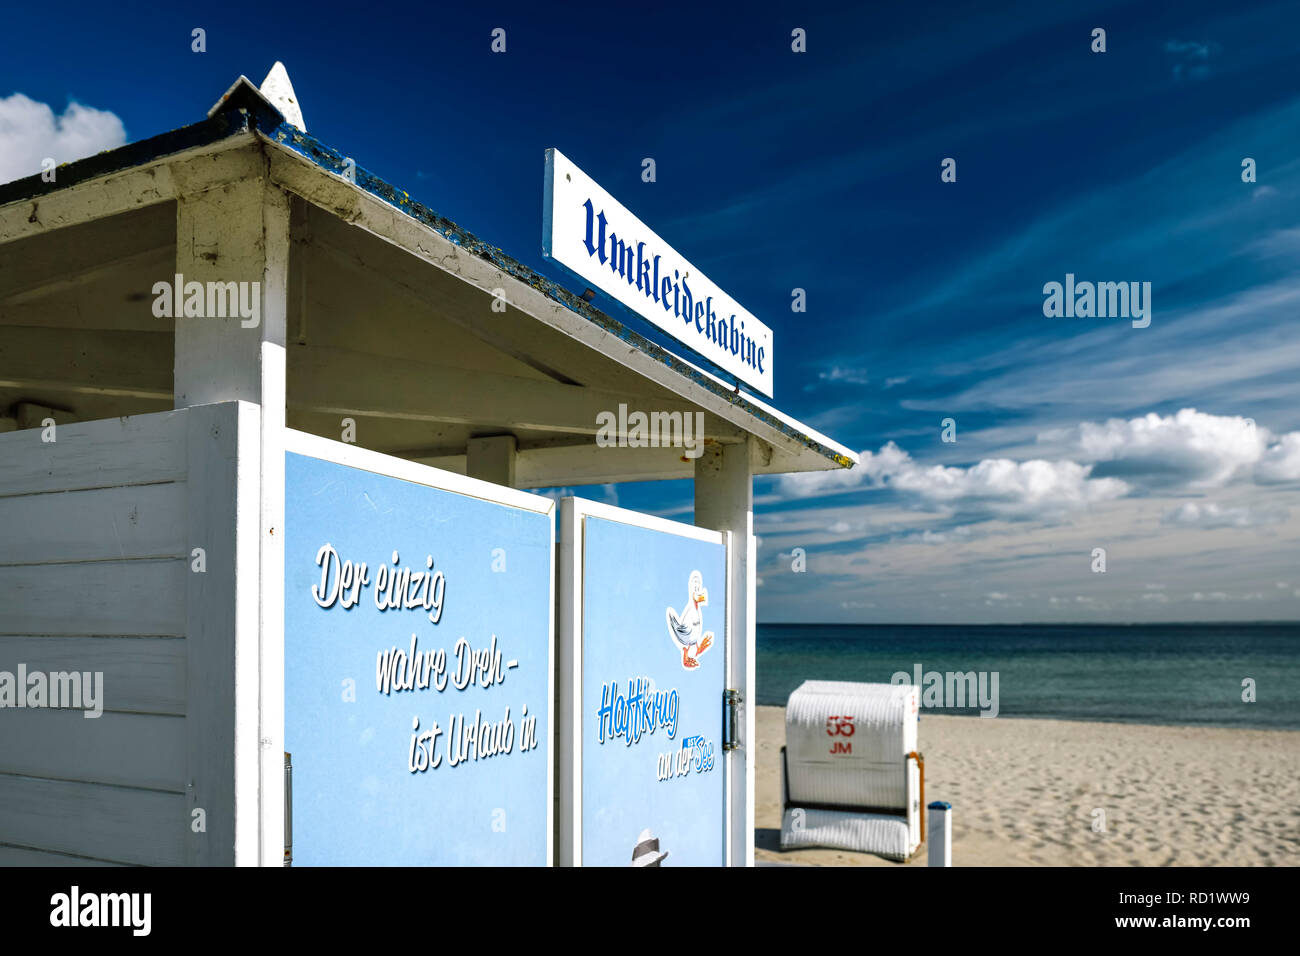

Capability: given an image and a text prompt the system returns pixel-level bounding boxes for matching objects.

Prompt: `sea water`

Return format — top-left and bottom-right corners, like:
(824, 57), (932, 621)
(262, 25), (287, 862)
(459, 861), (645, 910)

(757, 623), (1300, 730)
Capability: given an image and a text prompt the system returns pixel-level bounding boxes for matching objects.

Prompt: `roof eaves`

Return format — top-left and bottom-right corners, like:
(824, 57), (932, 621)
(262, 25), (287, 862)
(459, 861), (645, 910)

(0, 109), (255, 209)
(253, 116), (856, 470)
(0, 89), (855, 471)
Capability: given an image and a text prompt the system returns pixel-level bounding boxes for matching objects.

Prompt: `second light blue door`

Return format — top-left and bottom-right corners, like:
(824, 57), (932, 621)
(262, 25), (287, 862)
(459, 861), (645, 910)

(581, 515), (727, 866)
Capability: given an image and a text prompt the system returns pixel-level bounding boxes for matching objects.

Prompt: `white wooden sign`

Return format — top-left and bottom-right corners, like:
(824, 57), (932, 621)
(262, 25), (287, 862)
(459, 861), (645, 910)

(543, 148), (774, 397)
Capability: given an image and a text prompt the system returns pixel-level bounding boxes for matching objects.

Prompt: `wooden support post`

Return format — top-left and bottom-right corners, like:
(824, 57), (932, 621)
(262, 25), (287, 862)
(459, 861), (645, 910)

(173, 157), (289, 868)
(928, 801), (953, 867)
(466, 434), (518, 487)
(184, 401), (260, 866)
(694, 437), (756, 867)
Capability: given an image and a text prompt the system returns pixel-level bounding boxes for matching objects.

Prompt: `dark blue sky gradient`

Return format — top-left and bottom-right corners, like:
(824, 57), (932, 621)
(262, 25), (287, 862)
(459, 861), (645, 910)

(3, 0), (1297, 622)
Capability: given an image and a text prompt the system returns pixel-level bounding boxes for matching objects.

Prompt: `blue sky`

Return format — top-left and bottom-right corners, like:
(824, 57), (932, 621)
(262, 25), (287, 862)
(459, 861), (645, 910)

(2, 0), (1297, 623)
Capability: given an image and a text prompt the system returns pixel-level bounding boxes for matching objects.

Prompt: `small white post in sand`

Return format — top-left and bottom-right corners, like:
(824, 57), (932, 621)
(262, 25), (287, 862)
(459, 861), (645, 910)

(928, 801), (952, 867)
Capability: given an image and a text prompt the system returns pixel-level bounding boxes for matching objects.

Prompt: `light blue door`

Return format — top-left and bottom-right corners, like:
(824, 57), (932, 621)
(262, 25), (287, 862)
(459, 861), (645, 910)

(284, 452), (552, 865)
(581, 515), (727, 866)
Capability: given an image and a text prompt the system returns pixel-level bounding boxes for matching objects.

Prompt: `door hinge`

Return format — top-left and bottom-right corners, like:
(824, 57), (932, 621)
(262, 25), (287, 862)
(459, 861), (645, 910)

(722, 689), (743, 752)
(284, 751), (293, 867)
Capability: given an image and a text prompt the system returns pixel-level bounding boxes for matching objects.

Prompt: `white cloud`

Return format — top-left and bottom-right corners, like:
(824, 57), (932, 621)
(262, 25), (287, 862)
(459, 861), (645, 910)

(532, 482), (618, 506)
(819, 366), (869, 385)
(773, 408), (1299, 559)
(1182, 589), (1291, 603)
(890, 456), (1126, 516)
(0, 93), (126, 184)
(779, 441), (909, 498)
(1049, 408), (1300, 489)
(1164, 39), (1218, 81)
(779, 439), (1126, 519)
(805, 366), (871, 391)
(1258, 432), (1300, 483)
(1071, 408), (1265, 487)
(904, 529), (960, 544)
(1164, 39), (1213, 58)
(1046, 595), (1097, 605)
(1246, 225), (1300, 257)
(1163, 501), (1288, 529)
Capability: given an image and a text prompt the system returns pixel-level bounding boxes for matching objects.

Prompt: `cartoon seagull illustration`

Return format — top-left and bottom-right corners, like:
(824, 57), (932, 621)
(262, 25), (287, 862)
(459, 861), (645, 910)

(666, 570), (714, 669)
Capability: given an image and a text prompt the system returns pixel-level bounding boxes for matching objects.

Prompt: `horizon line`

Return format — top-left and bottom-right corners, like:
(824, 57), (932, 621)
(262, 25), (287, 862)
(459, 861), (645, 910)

(757, 619), (1300, 627)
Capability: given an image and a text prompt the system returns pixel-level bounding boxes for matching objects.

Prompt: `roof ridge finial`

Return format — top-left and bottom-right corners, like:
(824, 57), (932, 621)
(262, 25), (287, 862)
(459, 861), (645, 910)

(259, 61), (306, 132)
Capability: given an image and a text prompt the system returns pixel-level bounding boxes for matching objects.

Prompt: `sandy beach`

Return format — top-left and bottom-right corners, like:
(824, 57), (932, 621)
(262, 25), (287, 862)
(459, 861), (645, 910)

(756, 705), (1300, 866)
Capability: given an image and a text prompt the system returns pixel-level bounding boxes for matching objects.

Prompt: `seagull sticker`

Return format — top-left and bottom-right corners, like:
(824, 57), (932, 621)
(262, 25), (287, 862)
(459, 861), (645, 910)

(666, 570), (714, 670)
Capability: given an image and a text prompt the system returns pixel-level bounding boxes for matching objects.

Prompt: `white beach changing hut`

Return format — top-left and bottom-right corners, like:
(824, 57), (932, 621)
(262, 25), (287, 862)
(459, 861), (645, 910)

(0, 68), (857, 866)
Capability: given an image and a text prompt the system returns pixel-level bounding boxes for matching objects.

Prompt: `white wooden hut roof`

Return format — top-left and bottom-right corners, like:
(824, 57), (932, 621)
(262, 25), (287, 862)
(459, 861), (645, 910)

(0, 76), (858, 485)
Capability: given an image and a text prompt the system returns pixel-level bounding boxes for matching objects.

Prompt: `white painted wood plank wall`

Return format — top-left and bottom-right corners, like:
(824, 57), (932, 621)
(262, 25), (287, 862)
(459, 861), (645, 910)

(0, 404), (251, 866)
